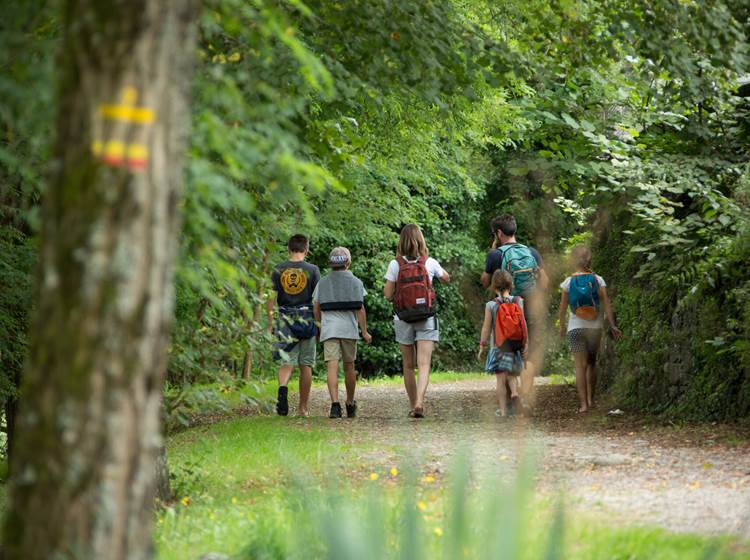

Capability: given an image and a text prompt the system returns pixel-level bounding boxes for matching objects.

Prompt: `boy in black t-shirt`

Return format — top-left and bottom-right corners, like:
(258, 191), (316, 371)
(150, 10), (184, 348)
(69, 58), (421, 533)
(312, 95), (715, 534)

(268, 234), (320, 416)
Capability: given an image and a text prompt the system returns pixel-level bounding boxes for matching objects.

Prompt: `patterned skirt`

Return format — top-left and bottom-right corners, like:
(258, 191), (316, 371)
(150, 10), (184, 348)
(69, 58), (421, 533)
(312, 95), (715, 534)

(485, 347), (523, 375)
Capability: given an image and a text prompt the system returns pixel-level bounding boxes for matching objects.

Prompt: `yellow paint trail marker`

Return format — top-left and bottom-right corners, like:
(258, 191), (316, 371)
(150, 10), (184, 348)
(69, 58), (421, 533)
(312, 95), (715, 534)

(99, 86), (155, 124)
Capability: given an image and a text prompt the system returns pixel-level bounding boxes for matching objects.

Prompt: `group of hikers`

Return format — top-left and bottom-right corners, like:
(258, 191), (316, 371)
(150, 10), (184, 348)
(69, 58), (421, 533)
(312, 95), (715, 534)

(268, 214), (621, 419)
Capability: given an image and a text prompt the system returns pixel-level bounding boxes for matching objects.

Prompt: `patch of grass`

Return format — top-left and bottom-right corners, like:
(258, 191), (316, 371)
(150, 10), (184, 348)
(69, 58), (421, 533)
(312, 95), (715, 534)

(157, 416), (747, 560)
(157, 417), (388, 559)
(359, 371), (487, 387)
(545, 373), (575, 386)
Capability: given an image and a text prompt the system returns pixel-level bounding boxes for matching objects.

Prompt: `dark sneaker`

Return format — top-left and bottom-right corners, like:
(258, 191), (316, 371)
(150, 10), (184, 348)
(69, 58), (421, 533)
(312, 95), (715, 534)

(329, 402), (343, 418)
(345, 400), (358, 418)
(276, 386), (289, 416)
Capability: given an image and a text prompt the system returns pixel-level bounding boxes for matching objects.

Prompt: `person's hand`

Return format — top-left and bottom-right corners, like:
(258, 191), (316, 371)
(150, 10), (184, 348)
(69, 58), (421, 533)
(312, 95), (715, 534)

(610, 326), (623, 341)
(477, 346), (485, 361)
(363, 331), (373, 344)
(491, 237), (498, 250)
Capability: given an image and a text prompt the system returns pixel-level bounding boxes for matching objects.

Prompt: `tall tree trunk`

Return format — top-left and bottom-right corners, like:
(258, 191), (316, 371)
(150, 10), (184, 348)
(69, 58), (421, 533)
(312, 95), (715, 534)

(242, 250), (271, 380)
(5, 1), (199, 558)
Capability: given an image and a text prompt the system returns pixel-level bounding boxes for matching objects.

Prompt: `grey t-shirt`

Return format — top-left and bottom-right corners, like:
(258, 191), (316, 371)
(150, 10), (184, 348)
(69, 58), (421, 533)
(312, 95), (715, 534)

(312, 283), (367, 341)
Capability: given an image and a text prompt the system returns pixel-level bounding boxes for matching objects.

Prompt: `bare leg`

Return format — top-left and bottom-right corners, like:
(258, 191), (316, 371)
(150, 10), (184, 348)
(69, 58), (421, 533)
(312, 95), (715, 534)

(278, 364), (293, 387)
(414, 340), (434, 411)
(573, 352), (589, 413)
(400, 344), (417, 409)
(496, 372), (508, 416)
(326, 360), (339, 403)
(298, 365), (312, 415)
(343, 361), (356, 404)
(508, 375), (519, 398)
(586, 353), (597, 408)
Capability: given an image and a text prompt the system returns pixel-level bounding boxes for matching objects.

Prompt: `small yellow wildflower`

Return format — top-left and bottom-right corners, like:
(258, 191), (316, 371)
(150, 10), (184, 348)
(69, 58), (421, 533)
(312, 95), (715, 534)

(417, 501), (427, 511)
(422, 475), (435, 483)
(231, 496), (238, 505)
(369, 472), (379, 481)
(434, 527), (444, 537)
(180, 496), (191, 506)
(390, 468), (399, 477)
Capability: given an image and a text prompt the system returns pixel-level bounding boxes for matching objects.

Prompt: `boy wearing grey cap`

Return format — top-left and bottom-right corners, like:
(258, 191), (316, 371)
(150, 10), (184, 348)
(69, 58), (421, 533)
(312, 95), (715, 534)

(313, 247), (372, 418)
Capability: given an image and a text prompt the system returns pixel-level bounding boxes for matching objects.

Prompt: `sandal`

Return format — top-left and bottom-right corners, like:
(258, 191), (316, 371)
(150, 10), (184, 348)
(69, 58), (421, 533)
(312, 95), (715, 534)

(413, 406), (424, 418)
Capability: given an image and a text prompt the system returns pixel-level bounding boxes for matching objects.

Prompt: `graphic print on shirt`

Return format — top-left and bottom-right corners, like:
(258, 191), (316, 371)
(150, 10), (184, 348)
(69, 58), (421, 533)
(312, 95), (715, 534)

(280, 268), (308, 295)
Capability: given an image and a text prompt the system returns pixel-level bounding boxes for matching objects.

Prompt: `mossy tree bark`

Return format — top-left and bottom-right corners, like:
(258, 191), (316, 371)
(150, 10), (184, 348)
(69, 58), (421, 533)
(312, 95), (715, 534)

(5, 1), (199, 558)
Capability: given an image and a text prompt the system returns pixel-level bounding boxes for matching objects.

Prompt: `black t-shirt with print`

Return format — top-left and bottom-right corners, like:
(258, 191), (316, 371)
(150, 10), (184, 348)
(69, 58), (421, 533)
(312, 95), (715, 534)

(271, 260), (320, 307)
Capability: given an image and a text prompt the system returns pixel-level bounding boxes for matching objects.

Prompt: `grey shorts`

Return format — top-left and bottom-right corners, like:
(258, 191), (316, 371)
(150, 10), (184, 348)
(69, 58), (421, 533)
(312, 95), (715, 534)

(394, 316), (439, 345)
(568, 328), (602, 355)
(278, 337), (317, 366)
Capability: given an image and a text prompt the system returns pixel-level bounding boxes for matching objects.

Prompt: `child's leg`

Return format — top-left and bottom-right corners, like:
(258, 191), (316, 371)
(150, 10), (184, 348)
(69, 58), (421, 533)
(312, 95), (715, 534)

(326, 359), (340, 403)
(298, 365), (312, 414)
(586, 352), (597, 408)
(414, 340), (435, 411)
(343, 361), (356, 404)
(508, 375), (519, 398)
(400, 344), (417, 409)
(573, 352), (589, 412)
(496, 372), (508, 416)
(278, 364), (294, 387)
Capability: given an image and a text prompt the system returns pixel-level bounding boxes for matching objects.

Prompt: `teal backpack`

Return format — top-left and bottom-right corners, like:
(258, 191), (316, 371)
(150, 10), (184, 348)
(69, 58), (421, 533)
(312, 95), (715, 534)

(498, 243), (538, 296)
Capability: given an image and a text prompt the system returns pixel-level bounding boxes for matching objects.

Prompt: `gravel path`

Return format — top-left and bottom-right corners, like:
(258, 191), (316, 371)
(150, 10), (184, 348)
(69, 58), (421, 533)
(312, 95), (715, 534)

(298, 378), (750, 538)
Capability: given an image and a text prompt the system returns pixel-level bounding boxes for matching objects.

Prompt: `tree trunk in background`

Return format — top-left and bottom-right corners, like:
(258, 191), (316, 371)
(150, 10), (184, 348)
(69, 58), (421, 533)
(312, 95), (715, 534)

(242, 250), (271, 379)
(5, 1), (199, 558)
(154, 444), (173, 505)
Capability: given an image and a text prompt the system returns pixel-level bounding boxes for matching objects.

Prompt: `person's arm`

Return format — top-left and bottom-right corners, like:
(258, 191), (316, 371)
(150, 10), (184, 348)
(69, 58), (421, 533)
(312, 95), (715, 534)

(478, 306), (492, 360)
(384, 280), (395, 301)
(599, 286), (622, 340)
(356, 306), (372, 344)
(437, 270), (451, 283)
(559, 290), (568, 339)
(481, 250), (498, 289)
(537, 267), (549, 291)
(313, 301), (321, 323)
(517, 297), (529, 357)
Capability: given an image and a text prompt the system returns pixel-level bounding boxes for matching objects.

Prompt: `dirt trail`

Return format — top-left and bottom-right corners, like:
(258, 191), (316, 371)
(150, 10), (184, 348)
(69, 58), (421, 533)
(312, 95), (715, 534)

(296, 378), (750, 538)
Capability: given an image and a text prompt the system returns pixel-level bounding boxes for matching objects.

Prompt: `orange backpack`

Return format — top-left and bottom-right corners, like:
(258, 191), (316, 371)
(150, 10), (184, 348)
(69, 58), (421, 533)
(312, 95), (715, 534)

(494, 296), (527, 348)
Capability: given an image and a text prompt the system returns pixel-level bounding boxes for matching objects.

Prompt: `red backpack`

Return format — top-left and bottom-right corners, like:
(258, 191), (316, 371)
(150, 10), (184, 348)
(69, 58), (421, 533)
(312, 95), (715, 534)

(394, 256), (436, 323)
(494, 296), (527, 348)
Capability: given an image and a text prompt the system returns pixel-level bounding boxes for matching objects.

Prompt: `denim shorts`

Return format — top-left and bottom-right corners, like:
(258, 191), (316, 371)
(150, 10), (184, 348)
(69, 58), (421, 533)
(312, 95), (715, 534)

(394, 316), (439, 345)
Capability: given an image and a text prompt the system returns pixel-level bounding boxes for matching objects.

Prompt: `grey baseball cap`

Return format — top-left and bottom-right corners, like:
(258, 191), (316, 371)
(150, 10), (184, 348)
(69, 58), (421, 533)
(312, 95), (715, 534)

(329, 246), (351, 266)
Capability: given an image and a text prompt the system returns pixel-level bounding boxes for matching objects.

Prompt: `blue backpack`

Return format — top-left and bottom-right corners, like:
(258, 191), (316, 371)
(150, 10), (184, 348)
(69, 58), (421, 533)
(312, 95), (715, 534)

(498, 243), (538, 296)
(568, 273), (600, 320)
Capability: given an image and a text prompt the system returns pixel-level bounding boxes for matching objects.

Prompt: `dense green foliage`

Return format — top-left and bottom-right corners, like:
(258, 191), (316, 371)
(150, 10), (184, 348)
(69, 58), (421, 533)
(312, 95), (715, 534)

(1, 0), (749, 422)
